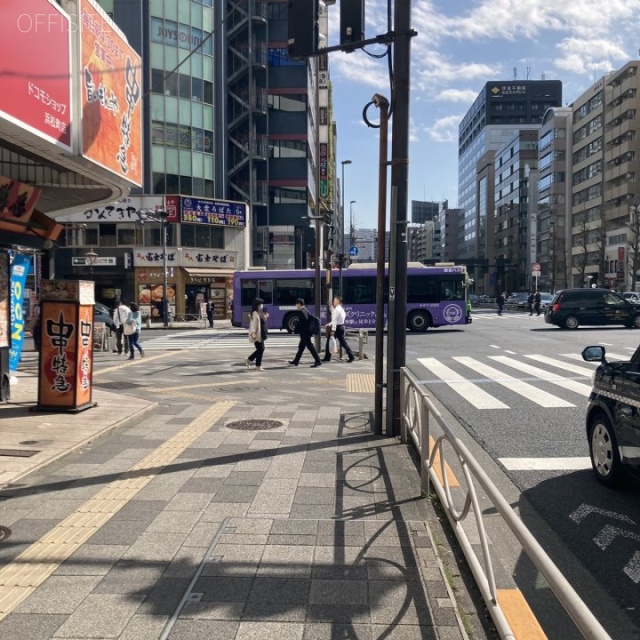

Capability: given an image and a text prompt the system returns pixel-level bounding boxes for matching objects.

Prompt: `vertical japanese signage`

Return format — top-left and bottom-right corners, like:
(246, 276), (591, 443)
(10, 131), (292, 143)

(0, 253), (9, 349)
(80, 0), (142, 186)
(38, 280), (95, 411)
(1, 0), (72, 149)
(0, 177), (42, 226)
(9, 253), (32, 372)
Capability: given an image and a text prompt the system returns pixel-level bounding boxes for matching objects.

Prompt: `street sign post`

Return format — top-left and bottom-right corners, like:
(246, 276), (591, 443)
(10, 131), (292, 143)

(532, 262), (542, 288)
(349, 246), (359, 257)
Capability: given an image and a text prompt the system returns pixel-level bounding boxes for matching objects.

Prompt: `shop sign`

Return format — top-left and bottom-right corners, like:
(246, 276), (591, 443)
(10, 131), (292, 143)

(80, 0), (143, 186)
(37, 280), (95, 411)
(9, 253), (32, 372)
(72, 256), (116, 266)
(165, 195), (246, 227)
(57, 196), (164, 222)
(137, 268), (166, 281)
(182, 249), (237, 267)
(1, 0), (72, 150)
(0, 178), (42, 226)
(133, 247), (179, 267)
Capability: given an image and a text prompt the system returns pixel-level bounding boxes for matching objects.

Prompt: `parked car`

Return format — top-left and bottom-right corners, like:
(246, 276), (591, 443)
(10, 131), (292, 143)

(545, 288), (640, 329)
(582, 344), (640, 486)
(479, 295), (494, 304)
(468, 294), (479, 306)
(506, 292), (528, 309)
(94, 302), (116, 331)
(623, 291), (640, 304)
(539, 293), (554, 311)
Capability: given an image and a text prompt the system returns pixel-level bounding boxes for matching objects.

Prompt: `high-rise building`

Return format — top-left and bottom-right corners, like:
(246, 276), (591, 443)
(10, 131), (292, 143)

(411, 200), (440, 224)
(457, 80), (562, 263)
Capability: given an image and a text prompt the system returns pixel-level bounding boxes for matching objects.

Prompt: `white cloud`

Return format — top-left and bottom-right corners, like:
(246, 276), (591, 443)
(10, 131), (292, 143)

(423, 115), (463, 143)
(433, 88), (481, 103)
(555, 37), (630, 75)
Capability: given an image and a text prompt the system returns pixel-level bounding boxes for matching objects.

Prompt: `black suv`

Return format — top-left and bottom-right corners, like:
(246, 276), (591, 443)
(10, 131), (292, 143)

(544, 288), (640, 329)
(582, 345), (640, 486)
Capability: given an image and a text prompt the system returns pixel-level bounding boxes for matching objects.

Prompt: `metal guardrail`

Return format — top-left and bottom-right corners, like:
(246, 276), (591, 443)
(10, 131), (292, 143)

(399, 367), (611, 640)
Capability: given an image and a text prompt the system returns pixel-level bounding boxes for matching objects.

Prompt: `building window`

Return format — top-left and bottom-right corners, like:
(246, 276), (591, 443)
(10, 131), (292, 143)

(268, 94), (307, 112)
(181, 224), (224, 248)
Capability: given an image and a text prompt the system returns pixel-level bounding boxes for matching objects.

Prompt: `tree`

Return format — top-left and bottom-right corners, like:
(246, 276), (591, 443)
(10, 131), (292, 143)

(627, 200), (640, 291)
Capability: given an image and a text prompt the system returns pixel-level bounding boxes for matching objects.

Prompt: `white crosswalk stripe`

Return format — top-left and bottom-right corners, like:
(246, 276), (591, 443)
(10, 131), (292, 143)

(417, 357), (508, 409)
(139, 332), (300, 352)
(416, 352), (600, 410)
(453, 356), (575, 407)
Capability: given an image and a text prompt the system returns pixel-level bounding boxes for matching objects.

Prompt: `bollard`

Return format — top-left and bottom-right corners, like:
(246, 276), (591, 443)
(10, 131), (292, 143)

(358, 329), (369, 360)
(146, 315), (151, 329)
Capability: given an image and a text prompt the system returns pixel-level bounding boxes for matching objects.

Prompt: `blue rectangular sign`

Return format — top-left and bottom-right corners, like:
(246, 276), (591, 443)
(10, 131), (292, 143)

(9, 253), (32, 372)
(179, 197), (246, 227)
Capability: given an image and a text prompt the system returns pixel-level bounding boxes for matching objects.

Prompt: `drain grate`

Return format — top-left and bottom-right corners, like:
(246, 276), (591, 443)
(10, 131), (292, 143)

(94, 381), (144, 390)
(226, 419), (283, 431)
(0, 449), (40, 458)
(0, 526), (11, 542)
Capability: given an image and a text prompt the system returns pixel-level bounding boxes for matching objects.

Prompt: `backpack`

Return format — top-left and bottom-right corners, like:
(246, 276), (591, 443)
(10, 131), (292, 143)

(308, 314), (321, 336)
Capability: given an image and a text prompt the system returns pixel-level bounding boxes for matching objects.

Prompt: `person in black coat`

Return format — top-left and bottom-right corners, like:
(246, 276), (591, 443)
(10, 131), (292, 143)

(205, 301), (214, 328)
(288, 298), (322, 368)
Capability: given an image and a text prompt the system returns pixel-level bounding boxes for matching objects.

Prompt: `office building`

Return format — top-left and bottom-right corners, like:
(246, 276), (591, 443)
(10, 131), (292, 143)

(411, 200), (441, 224)
(457, 80), (562, 268)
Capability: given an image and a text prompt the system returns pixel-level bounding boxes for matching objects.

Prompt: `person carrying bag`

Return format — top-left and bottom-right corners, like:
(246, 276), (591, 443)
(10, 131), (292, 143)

(126, 303), (144, 360)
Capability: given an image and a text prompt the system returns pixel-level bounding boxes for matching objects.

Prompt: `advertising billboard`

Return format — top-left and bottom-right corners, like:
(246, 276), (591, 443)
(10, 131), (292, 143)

(164, 195), (247, 227)
(1, 0), (72, 150)
(80, 0), (142, 186)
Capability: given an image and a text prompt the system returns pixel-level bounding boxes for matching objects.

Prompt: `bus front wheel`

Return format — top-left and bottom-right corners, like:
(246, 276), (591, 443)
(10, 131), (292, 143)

(284, 313), (299, 334)
(407, 311), (431, 332)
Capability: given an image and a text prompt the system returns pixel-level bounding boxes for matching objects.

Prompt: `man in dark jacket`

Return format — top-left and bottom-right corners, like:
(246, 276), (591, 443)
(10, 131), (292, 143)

(288, 298), (322, 368)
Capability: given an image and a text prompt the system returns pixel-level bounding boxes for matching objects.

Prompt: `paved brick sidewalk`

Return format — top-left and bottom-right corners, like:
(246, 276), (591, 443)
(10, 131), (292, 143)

(0, 347), (486, 640)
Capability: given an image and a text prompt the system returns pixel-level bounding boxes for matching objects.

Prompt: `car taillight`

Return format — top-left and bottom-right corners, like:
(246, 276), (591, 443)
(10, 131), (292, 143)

(552, 302), (560, 311)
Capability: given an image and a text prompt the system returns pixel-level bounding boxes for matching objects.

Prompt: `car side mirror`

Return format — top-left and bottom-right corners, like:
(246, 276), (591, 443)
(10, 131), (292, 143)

(582, 345), (606, 363)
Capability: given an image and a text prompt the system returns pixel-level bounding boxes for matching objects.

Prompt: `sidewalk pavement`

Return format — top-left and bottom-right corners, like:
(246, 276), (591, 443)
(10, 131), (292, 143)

(0, 346), (486, 639)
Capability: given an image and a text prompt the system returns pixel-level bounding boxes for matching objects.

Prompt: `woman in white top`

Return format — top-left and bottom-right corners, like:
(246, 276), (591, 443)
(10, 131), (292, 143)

(246, 298), (268, 371)
(126, 303), (144, 360)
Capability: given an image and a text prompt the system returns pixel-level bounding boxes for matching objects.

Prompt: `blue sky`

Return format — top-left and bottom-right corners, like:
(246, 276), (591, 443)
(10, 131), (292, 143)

(326, 0), (640, 231)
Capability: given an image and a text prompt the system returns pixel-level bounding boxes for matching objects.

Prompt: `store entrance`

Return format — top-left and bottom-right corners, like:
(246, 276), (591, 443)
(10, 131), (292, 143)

(185, 285), (208, 316)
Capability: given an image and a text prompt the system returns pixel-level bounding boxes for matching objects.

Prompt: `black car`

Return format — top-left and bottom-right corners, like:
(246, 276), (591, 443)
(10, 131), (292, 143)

(545, 288), (640, 329)
(582, 345), (640, 487)
(94, 302), (116, 331)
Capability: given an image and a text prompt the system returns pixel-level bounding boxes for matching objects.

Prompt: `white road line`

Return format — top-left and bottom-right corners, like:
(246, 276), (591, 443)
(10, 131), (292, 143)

(527, 354), (595, 376)
(499, 457), (591, 471)
(454, 356), (575, 408)
(417, 357), (508, 409)
(490, 356), (592, 397)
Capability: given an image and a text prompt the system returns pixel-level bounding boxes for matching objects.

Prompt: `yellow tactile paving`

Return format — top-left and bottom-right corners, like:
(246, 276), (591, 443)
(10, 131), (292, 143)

(347, 373), (375, 393)
(497, 588), (547, 640)
(0, 400), (235, 621)
(428, 436), (460, 488)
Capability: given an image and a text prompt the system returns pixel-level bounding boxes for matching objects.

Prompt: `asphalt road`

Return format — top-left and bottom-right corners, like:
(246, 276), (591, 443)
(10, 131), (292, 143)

(403, 307), (640, 638)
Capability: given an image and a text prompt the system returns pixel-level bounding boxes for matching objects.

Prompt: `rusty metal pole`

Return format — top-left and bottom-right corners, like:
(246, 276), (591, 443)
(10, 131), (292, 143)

(374, 94), (390, 435)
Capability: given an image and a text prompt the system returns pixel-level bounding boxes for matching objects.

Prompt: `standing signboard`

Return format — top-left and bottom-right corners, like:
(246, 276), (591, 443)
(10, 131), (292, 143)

(0, 252), (9, 401)
(37, 280), (96, 412)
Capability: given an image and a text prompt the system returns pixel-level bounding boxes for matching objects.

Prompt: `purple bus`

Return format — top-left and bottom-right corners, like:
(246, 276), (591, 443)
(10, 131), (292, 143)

(232, 263), (472, 332)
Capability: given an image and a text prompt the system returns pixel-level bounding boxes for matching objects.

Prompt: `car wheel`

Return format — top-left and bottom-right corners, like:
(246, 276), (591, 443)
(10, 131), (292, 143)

(632, 314), (640, 329)
(407, 311), (431, 332)
(588, 412), (622, 487)
(284, 313), (299, 334)
(563, 315), (579, 330)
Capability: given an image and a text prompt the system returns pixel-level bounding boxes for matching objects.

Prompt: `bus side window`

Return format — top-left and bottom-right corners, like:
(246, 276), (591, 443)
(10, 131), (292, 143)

(439, 278), (463, 301)
(407, 275), (437, 303)
(344, 276), (375, 304)
(240, 280), (258, 306)
(257, 280), (273, 304)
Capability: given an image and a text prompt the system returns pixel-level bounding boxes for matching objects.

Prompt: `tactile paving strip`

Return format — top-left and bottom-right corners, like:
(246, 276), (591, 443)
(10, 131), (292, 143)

(0, 400), (235, 621)
(347, 373), (375, 394)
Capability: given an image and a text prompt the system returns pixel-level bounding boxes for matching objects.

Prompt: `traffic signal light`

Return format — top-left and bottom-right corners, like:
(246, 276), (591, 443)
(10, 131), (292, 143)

(288, 0), (319, 59)
(340, 0), (365, 47)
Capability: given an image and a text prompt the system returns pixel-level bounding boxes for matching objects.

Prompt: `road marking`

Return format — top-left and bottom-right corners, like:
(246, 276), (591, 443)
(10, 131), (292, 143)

(0, 401), (235, 621)
(499, 457), (591, 471)
(497, 589), (547, 640)
(525, 354), (594, 377)
(94, 352), (174, 376)
(417, 358), (508, 409)
(489, 356), (592, 397)
(454, 357), (574, 408)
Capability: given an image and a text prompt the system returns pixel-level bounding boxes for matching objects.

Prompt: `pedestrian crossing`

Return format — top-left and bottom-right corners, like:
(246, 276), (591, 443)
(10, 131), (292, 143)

(416, 352), (608, 410)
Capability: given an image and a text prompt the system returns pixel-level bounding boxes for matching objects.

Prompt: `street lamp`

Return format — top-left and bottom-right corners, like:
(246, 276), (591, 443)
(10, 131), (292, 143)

(349, 200), (357, 253)
(340, 160), (352, 256)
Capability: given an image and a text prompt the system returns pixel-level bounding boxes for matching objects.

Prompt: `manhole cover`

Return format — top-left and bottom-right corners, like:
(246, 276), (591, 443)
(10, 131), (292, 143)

(226, 419), (283, 431)
(0, 449), (40, 458)
(0, 526), (11, 542)
(94, 381), (144, 390)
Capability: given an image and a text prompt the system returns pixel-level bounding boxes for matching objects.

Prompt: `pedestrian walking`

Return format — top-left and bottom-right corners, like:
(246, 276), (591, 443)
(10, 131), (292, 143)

(113, 298), (131, 355)
(534, 289), (542, 316)
(323, 295), (354, 363)
(527, 291), (535, 315)
(497, 292), (505, 316)
(126, 303), (144, 359)
(288, 298), (322, 368)
(206, 301), (214, 328)
(246, 298), (268, 371)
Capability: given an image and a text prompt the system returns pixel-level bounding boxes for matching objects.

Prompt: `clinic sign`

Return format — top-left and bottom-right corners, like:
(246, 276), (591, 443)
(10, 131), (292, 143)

(1, 0), (72, 150)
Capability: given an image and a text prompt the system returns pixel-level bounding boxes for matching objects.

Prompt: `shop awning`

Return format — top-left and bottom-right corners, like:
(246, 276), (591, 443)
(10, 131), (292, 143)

(182, 268), (236, 276)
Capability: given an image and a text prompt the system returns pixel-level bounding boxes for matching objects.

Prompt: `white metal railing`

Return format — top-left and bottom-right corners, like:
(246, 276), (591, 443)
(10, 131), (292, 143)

(399, 367), (611, 640)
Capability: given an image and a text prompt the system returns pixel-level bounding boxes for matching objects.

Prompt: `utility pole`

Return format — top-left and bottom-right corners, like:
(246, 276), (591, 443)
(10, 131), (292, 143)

(387, 0), (413, 436)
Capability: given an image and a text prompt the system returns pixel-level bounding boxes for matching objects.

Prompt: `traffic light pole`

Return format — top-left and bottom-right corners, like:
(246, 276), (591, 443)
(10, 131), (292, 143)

(387, 0), (412, 437)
